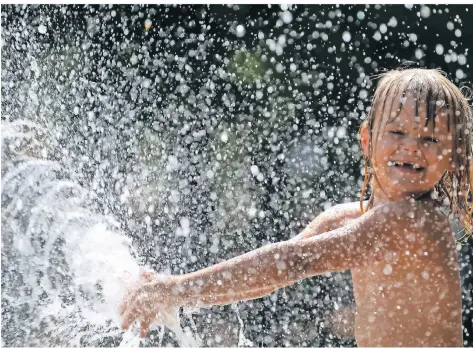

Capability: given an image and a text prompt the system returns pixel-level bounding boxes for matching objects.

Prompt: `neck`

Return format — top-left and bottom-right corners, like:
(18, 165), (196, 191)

(370, 179), (432, 208)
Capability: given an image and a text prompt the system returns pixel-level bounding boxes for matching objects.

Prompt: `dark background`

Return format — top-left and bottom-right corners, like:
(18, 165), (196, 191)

(2, 4), (472, 346)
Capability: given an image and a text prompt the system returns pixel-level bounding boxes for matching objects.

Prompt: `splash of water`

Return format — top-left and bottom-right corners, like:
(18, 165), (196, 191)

(232, 304), (254, 347)
(1, 121), (198, 347)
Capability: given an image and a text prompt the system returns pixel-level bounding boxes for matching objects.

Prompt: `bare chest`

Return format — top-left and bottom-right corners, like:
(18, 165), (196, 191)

(351, 250), (462, 346)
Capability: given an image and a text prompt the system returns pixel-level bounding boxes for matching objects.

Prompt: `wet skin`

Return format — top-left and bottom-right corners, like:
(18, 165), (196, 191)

(119, 97), (463, 346)
(353, 96), (462, 346)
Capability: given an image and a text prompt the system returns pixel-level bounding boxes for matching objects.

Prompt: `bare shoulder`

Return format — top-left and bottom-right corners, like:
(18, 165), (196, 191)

(294, 201), (364, 240)
(315, 201), (363, 221)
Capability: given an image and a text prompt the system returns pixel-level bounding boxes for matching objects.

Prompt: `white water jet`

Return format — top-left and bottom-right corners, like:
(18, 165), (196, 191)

(1, 121), (198, 347)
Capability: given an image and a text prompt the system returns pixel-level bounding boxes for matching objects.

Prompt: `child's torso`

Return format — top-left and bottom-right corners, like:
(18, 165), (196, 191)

(327, 201), (463, 347)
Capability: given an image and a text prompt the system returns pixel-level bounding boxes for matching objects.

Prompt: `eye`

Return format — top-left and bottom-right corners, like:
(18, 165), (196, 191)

(389, 130), (404, 136)
(422, 136), (439, 143)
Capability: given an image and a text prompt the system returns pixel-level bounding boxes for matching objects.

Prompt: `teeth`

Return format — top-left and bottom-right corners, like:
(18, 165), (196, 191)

(390, 161), (423, 170)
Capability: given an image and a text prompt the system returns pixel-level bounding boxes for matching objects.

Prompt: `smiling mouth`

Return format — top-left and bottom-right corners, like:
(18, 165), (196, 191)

(388, 161), (425, 172)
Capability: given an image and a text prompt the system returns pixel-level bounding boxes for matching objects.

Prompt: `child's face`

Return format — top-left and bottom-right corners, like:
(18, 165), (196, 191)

(368, 95), (454, 200)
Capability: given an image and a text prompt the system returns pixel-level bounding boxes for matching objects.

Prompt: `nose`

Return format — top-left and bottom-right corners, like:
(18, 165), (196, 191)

(401, 135), (420, 153)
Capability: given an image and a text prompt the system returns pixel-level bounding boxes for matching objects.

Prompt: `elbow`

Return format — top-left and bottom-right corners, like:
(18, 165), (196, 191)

(291, 234), (361, 277)
(279, 241), (329, 280)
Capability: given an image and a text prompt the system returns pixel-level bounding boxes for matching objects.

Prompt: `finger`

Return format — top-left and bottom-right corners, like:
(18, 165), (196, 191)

(121, 307), (138, 330)
(155, 308), (174, 327)
(140, 317), (152, 338)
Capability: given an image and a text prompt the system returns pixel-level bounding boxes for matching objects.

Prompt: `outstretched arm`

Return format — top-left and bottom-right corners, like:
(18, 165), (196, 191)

(163, 201), (425, 309)
(190, 204), (361, 306)
(120, 200), (437, 335)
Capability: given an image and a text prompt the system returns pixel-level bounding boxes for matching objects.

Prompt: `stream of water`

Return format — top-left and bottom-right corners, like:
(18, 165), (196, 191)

(1, 120), (200, 346)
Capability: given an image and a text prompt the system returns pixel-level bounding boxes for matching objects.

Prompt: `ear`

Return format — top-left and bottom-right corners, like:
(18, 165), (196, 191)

(359, 122), (370, 157)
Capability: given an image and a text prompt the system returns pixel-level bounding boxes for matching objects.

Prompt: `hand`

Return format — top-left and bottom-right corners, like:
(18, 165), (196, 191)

(119, 269), (178, 338)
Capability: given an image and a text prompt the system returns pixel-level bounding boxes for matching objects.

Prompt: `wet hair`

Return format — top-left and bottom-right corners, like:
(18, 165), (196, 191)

(359, 68), (473, 238)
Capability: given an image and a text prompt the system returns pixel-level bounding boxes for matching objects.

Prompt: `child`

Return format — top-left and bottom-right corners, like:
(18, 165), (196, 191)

(119, 68), (472, 346)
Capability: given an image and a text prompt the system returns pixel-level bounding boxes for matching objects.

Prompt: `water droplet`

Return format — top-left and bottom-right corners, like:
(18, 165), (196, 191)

(420, 6), (431, 18)
(387, 17), (398, 27)
(38, 25), (47, 34)
(383, 264), (393, 275)
(359, 89), (368, 99)
(415, 48), (424, 60)
(250, 165), (260, 176)
(235, 25), (246, 37)
(142, 79), (151, 88)
(280, 11), (293, 24)
(220, 131), (228, 143)
(342, 31), (351, 42)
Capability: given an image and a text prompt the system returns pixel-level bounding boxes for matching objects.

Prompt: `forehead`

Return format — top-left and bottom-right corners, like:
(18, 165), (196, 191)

(376, 93), (452, 133)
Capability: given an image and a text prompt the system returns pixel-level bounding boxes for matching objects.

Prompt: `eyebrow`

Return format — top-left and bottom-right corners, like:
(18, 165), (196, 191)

(390, 101), (451, 128)
(385, 119), (449, 136)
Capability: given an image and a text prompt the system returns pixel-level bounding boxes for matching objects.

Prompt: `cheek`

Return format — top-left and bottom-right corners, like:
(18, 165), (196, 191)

(425, 147), (452, 175)
(374, 142), (394, 163)
(378, 133), (393, 144)
(421, 144), (440, 158)
(423, 144), (451, 162)
(374, 136), (394, 153)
